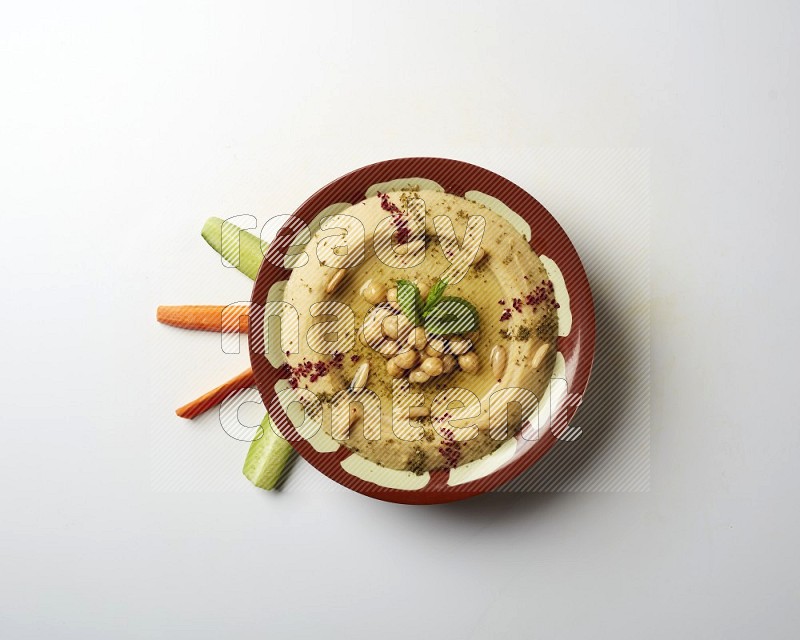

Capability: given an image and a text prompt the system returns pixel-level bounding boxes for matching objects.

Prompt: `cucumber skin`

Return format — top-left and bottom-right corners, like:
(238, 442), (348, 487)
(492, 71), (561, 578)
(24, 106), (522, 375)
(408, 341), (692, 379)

(201, 217), (267, 280)
(243, 414), (294, 490)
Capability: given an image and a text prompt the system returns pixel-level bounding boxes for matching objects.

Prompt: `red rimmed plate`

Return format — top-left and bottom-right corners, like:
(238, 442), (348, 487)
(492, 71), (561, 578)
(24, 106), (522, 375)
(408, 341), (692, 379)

(249, 157), (595, 504)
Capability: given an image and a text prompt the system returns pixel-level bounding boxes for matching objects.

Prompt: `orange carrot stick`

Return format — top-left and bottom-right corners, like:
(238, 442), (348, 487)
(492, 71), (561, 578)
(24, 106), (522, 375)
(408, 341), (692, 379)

(157, 305), (250, 332)
(176, 368), (256, 419)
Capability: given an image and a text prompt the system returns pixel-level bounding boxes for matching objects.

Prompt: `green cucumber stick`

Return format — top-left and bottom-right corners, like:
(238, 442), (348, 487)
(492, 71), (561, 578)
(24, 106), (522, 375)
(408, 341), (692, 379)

(243, 414), (295, 490)
(201, 218), (290, 489)
(201, 217), (268, 280)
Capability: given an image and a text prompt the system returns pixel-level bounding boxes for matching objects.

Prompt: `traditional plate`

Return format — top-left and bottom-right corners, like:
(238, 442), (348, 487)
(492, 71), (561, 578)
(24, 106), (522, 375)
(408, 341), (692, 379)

(249, 158), (595, 504)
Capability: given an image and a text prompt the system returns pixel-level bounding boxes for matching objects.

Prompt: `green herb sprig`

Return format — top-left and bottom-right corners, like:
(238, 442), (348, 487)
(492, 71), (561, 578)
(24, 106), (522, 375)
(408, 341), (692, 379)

(395, 278), (479, 335)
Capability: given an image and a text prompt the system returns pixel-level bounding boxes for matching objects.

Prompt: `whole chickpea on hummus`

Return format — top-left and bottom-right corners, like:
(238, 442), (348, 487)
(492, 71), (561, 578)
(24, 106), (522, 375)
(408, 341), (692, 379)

(278, 189), (559, 474)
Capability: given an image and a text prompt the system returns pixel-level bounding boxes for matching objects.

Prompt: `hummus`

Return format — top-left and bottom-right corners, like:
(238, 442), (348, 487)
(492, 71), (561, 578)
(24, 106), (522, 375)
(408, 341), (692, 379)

(279, 189), (558, 473)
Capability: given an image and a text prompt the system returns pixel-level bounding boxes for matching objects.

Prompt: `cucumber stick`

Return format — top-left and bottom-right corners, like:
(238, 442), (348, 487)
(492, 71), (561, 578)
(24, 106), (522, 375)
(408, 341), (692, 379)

(201, 216), (268, 280)
(201, 218), (292, 489)
(243, 414), (294, 490)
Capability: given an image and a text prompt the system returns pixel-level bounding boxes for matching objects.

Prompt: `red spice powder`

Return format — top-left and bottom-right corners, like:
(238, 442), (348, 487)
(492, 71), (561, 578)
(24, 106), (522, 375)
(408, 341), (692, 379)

(286, 352), (345, 389)
(500, 280), (559, 321)
(438, 426), (462, 468)
(377, 191), (411, 245)
(377, 191), (402, 215)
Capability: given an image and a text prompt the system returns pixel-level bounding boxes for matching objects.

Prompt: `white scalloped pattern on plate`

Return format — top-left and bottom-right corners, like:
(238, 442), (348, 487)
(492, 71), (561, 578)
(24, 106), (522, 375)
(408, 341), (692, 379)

(519, 351), (567, 442)
(340, 453), (431, 490)
(447, 436), (518, 486)
(540, 255), (572, 337)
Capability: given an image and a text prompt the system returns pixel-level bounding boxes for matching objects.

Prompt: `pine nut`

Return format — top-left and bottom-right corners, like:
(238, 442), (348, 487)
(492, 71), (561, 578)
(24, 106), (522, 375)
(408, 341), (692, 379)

(532, 343), (550, 369)
(350, 362), (369, 390)
(490, 344), (507, 381)
(326, 268), (347, 294)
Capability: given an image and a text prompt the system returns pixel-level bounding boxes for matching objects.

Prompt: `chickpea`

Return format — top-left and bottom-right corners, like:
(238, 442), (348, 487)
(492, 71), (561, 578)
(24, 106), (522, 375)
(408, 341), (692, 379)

(409, 406), (430, 418)
(382, 315), (399, 340)
(425, 343), (444, 357)
(448, 338), (472, 355)
(407, 326), (427, 351)
(408, 368), (430, 384)
(421, 356), (444, 377)
(362, 320), (383, 346)
(416, 280), (430, 300)
(393, 350), (419, 370)
(442, 354), (457, 374)
(362, 279), (387, 305)
(428, 335), (449, 354)
(396, 313), (414, 340)
(458, 352), (479, 373)
(386, 359), (405, 378)
(380, 340), (400, 357)
(386, 287), (398, 303)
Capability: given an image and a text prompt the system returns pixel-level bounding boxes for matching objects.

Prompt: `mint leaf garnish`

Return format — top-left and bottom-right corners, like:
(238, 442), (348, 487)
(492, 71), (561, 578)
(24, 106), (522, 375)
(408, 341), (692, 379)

(423, 278), (448, 316)
(423, 296), (479, 335)
(396, 279), (424, 326)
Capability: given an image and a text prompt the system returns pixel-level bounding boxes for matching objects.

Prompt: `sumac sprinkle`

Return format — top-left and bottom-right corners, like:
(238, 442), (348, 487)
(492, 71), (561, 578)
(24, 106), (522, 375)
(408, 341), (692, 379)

(438, 427), (462, 468)
(286, 355), (342, 389)
(378, 191), (411, 245)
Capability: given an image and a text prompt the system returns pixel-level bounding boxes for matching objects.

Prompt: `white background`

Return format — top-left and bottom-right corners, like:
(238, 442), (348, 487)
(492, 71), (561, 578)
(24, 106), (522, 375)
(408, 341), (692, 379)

(1, 1), (799, 638)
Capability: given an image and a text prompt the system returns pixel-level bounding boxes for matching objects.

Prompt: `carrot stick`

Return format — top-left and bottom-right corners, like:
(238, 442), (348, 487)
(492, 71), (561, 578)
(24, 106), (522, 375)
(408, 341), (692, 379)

(157, 305), (250, 332)
(176, 368), (256, 419)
